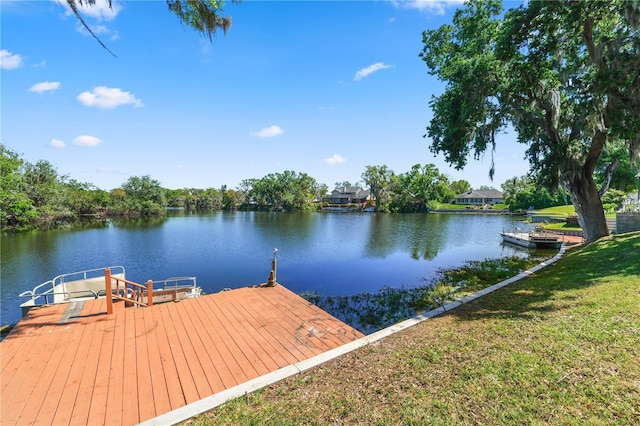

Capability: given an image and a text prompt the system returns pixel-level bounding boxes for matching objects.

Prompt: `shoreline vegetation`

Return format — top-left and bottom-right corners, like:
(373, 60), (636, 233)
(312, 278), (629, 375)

(4, 144), (593, 234)
(188, 232), (640, 425)
(301, 255), (550, 334)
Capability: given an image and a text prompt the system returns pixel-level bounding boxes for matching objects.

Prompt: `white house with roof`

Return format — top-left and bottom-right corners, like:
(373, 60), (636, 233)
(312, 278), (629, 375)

(453, 189), (503, 205)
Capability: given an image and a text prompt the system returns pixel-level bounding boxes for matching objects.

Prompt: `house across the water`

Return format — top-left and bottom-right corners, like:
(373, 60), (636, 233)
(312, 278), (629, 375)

(453, 189), (503, 206)
(324, 186), (371, 205)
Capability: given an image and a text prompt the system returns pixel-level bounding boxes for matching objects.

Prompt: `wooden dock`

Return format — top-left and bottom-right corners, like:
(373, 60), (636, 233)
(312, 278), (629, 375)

(1, 284), (364, 425)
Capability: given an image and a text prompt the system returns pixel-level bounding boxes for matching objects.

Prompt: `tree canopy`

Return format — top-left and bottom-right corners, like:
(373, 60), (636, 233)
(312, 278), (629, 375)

(2, 143), (470, 232)
(420, 0), (640, 242)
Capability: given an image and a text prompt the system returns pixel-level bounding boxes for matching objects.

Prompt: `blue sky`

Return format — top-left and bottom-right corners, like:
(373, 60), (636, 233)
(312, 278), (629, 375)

(1, 0), (529, 191)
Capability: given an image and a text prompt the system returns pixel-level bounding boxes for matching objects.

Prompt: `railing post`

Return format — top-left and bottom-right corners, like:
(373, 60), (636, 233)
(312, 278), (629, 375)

(147, 280), (153, 306)
(105, 268), (113, 315)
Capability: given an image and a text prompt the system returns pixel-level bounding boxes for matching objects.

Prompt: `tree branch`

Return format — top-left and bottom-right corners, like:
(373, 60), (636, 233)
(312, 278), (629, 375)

(544, 107), (562, 146)
(583, 16), (596, 61)
(67, 0), (117, 57)
(598, 158), (620, 198)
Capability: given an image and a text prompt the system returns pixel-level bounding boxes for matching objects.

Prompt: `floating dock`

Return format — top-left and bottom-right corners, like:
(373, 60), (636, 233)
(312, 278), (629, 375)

(1, 284), (363, 425)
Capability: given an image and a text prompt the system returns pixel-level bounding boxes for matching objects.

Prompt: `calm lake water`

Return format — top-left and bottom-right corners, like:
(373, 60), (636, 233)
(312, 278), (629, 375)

(1, 211), (540, 326)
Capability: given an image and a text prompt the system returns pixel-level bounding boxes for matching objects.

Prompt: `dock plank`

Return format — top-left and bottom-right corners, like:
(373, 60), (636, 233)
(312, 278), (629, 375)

(104, 301), (127, 425)
(149, 303), (187, 410)
(121, 307), (140, 425)
(3, 321), (72, 424)
(252, 286), (339, 352)
(161, 304), (200, 405)
(190, 296), (249, 388)
(198, 295), (260, 381)
(1, 284), (364, 426)
(0, 304), (67, 392)
(86, 311), (117, 425)
(183, 300), (233, 393)
(165, 302), (212, 403)
(68, 310), (106, 425)
(143, 304), (172, 418)
(207, 293), (273, 376)
(230, 288), (317, 363)
(48, 305), (101, 425)
(222, 294), (292, 369)
(134, 309), (157, 422)
(31, 310), (96, 424)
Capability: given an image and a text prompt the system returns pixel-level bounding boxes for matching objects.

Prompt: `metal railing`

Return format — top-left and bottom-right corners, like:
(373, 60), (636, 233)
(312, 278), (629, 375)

(152, 276), (198, 290)
(19, 266), (125, 307)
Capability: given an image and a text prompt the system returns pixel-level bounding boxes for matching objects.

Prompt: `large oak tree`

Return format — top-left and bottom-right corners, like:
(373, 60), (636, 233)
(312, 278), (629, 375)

(421, 0), (640, 242)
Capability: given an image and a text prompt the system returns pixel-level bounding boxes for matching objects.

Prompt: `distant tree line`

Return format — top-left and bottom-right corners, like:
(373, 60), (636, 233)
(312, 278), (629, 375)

(2, 143), (634, 232)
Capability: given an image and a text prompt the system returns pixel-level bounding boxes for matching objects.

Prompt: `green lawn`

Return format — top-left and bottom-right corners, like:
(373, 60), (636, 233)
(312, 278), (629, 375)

(532, 205), (576, 217)
(532, 205), (616, 226)
(191, 232), (640, 425)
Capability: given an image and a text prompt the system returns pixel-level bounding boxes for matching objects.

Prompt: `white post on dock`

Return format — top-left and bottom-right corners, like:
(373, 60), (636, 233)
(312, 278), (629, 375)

(265, 248), (278, 287)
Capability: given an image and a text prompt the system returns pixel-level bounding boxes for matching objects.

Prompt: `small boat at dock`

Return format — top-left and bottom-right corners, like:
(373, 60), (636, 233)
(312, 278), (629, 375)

(500, 229), (563, 249)
(19, 266), (201, 317)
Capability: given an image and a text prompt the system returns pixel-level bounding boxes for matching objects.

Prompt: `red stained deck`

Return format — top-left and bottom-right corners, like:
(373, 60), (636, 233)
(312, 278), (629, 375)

(1, 284), (363, 425)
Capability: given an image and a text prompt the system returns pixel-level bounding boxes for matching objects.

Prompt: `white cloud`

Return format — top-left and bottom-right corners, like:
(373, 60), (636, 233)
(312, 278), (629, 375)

(252, 125), (284, 138)
(77, 86), (144, 109)
(354, 62), (392, 81)
(391, 0), (465, 15)
(29, 81), (61, 94)
(50, 139), (66, 148)
(61, 0), (121, 21)
(323, 154), (346, 165)
(76, 23), (119, 41)
(0, 49), (23, 70)
(59, 0), (121, 51)
(73, 135), (103, 147)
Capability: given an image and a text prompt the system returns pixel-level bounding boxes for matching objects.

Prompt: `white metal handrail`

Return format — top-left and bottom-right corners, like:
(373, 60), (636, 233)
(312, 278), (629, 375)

(152, 276), (198, 290)
(19, 266), (125, 306)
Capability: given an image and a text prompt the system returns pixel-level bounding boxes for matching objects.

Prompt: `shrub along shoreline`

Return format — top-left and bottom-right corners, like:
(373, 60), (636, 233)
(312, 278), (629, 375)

(191, 232), (640, 425)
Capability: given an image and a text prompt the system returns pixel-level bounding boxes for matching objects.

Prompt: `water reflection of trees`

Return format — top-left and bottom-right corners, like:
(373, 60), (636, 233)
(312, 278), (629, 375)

(109, 216), (167, 229)
(249, 211), (318, 242)
(75, 218), (110, 229)
(364, 213), (452, 260)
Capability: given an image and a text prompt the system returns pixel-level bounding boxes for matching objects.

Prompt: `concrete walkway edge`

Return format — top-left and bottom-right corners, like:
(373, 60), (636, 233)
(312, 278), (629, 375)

(139, 244), (568, 426)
